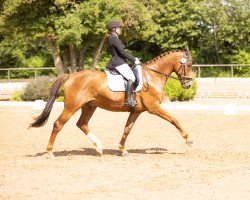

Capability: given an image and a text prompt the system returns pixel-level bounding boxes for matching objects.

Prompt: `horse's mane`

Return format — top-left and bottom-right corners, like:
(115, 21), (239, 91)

(145, 49), (183, 65)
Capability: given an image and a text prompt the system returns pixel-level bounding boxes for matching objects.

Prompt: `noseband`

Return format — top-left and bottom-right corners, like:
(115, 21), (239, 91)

(143, 53), (193, 82)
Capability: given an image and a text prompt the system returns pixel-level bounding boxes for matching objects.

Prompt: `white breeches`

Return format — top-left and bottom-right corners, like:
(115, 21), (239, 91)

(116, 64), (136, 82)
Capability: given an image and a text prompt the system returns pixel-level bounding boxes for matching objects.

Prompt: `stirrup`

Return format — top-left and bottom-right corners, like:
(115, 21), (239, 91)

(131, 100), (137, 107)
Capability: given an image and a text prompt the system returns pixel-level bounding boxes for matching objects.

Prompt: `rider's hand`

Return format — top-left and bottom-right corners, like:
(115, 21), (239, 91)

(134, 57), (141, 65)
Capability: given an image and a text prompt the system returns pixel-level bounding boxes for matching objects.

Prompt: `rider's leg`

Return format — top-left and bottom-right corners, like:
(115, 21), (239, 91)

(124, 79), (133, 107)
(116, 64), (136, 108)
(115, 64), (136, 82)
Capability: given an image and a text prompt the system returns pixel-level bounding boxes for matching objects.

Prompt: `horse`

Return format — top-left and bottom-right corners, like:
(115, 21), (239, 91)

(30, 48), (193, 157)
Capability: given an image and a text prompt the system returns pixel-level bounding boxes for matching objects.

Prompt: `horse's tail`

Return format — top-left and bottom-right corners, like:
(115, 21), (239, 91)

(29, 74), (70, 128)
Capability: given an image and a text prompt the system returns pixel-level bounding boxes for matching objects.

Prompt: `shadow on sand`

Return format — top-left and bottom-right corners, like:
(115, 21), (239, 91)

(26, 147), (186, 158)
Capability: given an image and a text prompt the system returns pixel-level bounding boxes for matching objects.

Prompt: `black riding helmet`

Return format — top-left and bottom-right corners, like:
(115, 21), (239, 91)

(107, 20), (121, 31)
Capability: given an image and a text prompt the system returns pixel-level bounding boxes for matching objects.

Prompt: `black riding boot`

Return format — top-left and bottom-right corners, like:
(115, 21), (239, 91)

(124, 79), (133, 108)
(131, 90), (137, 109)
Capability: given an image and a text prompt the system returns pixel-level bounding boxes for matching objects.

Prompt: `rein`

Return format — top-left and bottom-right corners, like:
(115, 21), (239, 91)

(143, 66), (176, 79)
(141, 51), (193, 82)
(142, 65), (193, 81)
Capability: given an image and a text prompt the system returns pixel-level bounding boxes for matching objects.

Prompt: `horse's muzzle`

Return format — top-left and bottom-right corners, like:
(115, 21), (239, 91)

(181, 80), (192, 89)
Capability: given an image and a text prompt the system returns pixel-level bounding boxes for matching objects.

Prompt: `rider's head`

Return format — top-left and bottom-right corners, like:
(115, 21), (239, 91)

(107, 20), (121, 34)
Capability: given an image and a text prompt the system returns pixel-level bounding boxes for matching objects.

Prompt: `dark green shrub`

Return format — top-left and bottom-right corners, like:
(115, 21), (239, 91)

(21, 76), (56, 101)
(164, 75), (197, 101)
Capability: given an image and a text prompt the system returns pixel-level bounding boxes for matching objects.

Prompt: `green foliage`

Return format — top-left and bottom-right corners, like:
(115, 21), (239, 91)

(164, 76), (197, 101)
(192, 0), (250, 64)
(225, 50), (250, 77)
(21, 76), (55, 101)
(10, 90), (23, 101)
(23, 56), (45, 68)
(0, 0), (250, 78)
(56, 96), (64, 102)
(152, 0), (199, 50)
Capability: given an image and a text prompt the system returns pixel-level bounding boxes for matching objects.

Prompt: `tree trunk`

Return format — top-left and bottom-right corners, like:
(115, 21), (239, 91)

(62, 47), (70, 73)
(78, 44), (86, 71)
(45, 35), (64, 75)
(69, 44), (77, 73)
(91, 33), (108, 69)
(212, 21), (219, 63)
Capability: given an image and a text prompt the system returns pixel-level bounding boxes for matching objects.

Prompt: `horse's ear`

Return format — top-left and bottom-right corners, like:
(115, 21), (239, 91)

(185, 45), (192, 60)
(185, 45), (190, 54)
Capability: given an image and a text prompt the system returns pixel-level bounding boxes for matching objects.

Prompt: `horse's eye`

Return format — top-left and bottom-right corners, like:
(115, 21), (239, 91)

(187, 63), (192, 68)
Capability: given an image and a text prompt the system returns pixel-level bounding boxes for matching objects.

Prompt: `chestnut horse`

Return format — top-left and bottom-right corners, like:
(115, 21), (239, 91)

(30, 49), (193, 157)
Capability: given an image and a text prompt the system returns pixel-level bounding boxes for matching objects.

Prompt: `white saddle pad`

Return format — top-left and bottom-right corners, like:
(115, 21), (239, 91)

(105, 65), (143, 92)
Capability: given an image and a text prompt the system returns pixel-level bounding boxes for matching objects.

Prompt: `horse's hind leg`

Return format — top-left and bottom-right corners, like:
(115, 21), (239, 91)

(119, 112), (141, 156)
(76, 103), (102, 155)
(46, 107), (76, 157)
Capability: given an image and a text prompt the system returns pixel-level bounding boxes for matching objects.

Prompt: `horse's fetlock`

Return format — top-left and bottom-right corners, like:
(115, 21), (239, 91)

(119, 145), (125, 151)
(46, 146), (52, 152)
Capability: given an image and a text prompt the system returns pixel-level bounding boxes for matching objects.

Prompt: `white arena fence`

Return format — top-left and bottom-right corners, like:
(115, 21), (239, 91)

(0, 64), (250, 82)
(1, 65), (250, 99)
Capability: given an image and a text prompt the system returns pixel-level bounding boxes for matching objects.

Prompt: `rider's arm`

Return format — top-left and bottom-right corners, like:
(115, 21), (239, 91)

(111, 36), (135, 63)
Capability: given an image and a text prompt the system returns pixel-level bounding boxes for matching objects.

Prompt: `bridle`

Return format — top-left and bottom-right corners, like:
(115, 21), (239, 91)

(176, 54), (193, 82)
(142, 53), (193, 82)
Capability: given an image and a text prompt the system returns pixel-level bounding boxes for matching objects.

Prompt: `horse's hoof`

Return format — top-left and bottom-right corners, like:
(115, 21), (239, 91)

(45, 151), (55, 159)
(121, 150), (129, 157)
(186, 140), (193, 146)
(96, 148), (103, 156)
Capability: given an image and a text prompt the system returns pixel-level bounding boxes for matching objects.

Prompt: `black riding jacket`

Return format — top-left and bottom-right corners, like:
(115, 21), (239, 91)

(106, 33), (135, 69)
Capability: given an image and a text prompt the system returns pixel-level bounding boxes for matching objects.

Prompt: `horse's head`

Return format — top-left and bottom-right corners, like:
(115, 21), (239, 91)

(173, 47), (193, 89)
(143, 48), (193, 89)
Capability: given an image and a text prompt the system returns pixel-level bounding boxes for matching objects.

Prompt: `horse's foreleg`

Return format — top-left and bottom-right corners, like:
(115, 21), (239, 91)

(46, 108), (75, 157)
(76, 104), (102, 155)
(119, 112), (141, 156)
(149, 105), (193, 145)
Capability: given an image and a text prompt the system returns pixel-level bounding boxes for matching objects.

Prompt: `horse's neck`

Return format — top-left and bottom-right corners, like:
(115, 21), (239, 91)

(144, 54), (176, 76)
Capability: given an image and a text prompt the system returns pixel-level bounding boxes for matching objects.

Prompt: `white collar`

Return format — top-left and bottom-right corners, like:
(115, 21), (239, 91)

(111, 33), (118, 37)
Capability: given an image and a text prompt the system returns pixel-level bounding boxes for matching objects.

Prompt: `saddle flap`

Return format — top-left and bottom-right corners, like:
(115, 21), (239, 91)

(105, 65), (143, 92)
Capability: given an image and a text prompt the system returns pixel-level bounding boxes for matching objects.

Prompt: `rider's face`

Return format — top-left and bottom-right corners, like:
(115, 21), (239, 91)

(116, 27), (121, 35)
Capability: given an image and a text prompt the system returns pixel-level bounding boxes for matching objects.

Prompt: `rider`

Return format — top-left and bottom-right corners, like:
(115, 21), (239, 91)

(106, 20), (140, 109)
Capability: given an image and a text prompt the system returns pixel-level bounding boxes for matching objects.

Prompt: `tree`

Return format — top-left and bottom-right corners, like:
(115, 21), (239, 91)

(0, 0), (65, 74)
(151, 0), (200, 50)
(0, 0), (158, 73)
(0, 0), (249, 78)
(193, 0), (250, 64)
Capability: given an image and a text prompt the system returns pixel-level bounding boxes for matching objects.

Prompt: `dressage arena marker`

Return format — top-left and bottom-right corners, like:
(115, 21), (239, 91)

(224, 104), (240, 116)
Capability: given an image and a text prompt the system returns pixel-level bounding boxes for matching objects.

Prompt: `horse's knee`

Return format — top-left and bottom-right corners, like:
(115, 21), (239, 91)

(53, 121), (62, 132)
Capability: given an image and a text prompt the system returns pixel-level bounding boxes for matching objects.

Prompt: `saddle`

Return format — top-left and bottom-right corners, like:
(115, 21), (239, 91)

(105, 65), (143, 92)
